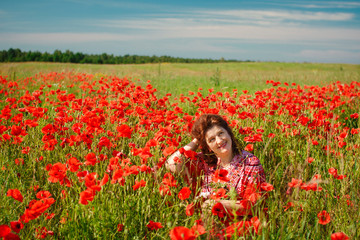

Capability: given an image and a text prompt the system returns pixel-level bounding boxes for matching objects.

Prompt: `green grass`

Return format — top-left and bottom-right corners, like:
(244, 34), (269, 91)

(1, 61), (359, 96)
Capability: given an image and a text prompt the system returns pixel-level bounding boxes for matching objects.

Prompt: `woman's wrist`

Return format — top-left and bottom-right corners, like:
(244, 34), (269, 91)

(192, 138), (199, 146)
(184, 138), (199, 151)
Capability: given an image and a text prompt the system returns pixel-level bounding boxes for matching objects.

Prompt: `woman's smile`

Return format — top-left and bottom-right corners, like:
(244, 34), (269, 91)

(218, 141), (227, 149)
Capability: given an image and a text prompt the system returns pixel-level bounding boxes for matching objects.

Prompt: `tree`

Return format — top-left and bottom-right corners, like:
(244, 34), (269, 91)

(53, 50), (62, 62)
(0, 48), (242, 64)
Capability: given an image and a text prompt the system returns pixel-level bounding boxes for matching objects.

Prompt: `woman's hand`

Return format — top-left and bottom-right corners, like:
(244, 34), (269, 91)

(165, 138), (200, 173)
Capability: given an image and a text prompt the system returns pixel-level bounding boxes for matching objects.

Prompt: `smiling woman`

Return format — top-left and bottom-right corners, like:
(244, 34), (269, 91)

(165, 114), (267, 227)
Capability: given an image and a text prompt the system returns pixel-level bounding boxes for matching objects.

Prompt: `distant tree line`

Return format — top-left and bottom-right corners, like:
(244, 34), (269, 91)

(0, 48), (248, 64)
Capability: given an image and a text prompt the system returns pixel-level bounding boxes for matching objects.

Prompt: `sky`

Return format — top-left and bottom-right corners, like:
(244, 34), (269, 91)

(1, 0), (360, 64)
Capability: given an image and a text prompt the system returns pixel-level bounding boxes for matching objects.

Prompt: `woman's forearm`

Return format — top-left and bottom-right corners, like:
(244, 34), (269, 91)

(165, 139), (199, 173)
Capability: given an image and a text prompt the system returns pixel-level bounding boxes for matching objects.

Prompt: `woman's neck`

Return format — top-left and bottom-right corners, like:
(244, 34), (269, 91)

(218, 152), (234, 168)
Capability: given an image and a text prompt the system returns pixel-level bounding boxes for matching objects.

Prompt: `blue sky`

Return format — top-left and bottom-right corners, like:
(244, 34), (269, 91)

(1, 0), (360, 63)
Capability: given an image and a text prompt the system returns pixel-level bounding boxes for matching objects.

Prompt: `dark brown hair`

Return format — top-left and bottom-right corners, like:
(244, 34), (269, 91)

(190, 114), (242, 166)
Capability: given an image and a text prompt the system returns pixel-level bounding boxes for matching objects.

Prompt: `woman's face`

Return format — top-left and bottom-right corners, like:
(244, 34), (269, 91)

(205, 125), (232, 157)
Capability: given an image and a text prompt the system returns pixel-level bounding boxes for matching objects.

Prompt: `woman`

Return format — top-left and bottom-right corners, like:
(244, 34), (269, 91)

(165, 114), (266, 217)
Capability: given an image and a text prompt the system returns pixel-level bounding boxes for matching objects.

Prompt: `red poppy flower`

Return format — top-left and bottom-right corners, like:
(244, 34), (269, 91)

(36, 227), (54, 239)
(338, 141), (346, 148)
(351, 128), (359, 135)
(117, 224), (124, 232)
(111, 168), (124, 185)
(21, 198), (55, 223)
(307, 157), (314, 163)
(210, 188), (228, 201)
(133, 179), (146, 191)
(317, 210), (331, 225)
(146, 221), (163, 231)
(162, 173), (177, 187)
(331, 232), (349, 240)
(243, 183), (261, 204)
(180, 149), (198, 160)
(185, 203), (194, 216)
(117, 124), (133, 138)
(234, 199), (252, 216)
(41, 124), (56, 134)
(10, 125), (23, 136)
(85, 173), (101, 192)
(329, 168), (338, 176)
(163, 145), (177, 157)
(2, 134), (11, 141)
(288, 178), (302, 188)
(190, 223), (206, 237)
(224, 220), (250, 237)
(48, 162), (67, 184)
(100, 173), (109, 186)
(145, 139), (158, 147)
(350, 113), (359, 119)
(178, 187), (191, 200)
(77, 170), (88, 181)
(2, 232), (20, 240)
(301, 182), (322, 192)
(84, 152), (97, 166)
(244, 133), (263, 143)
(211, 202), (226, 218)
(244, 144), (254, 152)
(79, 188), (95, 205)
(6, 189), (23, 202)
(297, 116), (310, 125)
(335, 174), (347, 180)
(66, 157), (82, 172)
(14, 158), (24, 165)
(159, 184), (171, 196)
(260, 182), (274, 192)
(0, 225), (11, 237)
(10, 221), (23, 233)
(123, 165), (139, 176)
(36, 190), (52, 199)
(212, 169), (230, 183)
(169, 226), (196, 240)
(21, 146), (30, 154)
(268, 133), (275, 138)
(250, 216), (261, 235)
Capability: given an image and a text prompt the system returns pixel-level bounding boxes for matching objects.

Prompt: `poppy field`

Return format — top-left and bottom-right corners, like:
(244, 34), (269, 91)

(0, 70), (359, 239)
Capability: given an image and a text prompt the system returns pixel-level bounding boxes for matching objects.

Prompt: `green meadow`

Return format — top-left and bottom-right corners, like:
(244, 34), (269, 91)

(0, 61), (359, 239)
(1, 61), (359, 96)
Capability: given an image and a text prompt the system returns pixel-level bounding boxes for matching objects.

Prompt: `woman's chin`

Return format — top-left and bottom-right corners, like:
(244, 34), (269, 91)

(217, 148), (232, 156)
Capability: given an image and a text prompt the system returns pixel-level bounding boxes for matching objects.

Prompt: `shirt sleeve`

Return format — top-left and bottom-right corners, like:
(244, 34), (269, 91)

(244, 155), (266, 184)
(236, 151), (266, 198)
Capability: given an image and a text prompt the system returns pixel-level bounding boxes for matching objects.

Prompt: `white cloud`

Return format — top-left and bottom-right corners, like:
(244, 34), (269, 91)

(91, 17), (360, 42)
(293, 1), (360, 9)
(86, 8), (359, 45)
(196, 9), (354, 22)
(1, 21), (360, 46)
(91, 9), (355, 34)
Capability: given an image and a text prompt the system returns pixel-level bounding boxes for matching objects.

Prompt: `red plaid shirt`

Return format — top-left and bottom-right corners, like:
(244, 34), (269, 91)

(197, 150), (266, 199)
